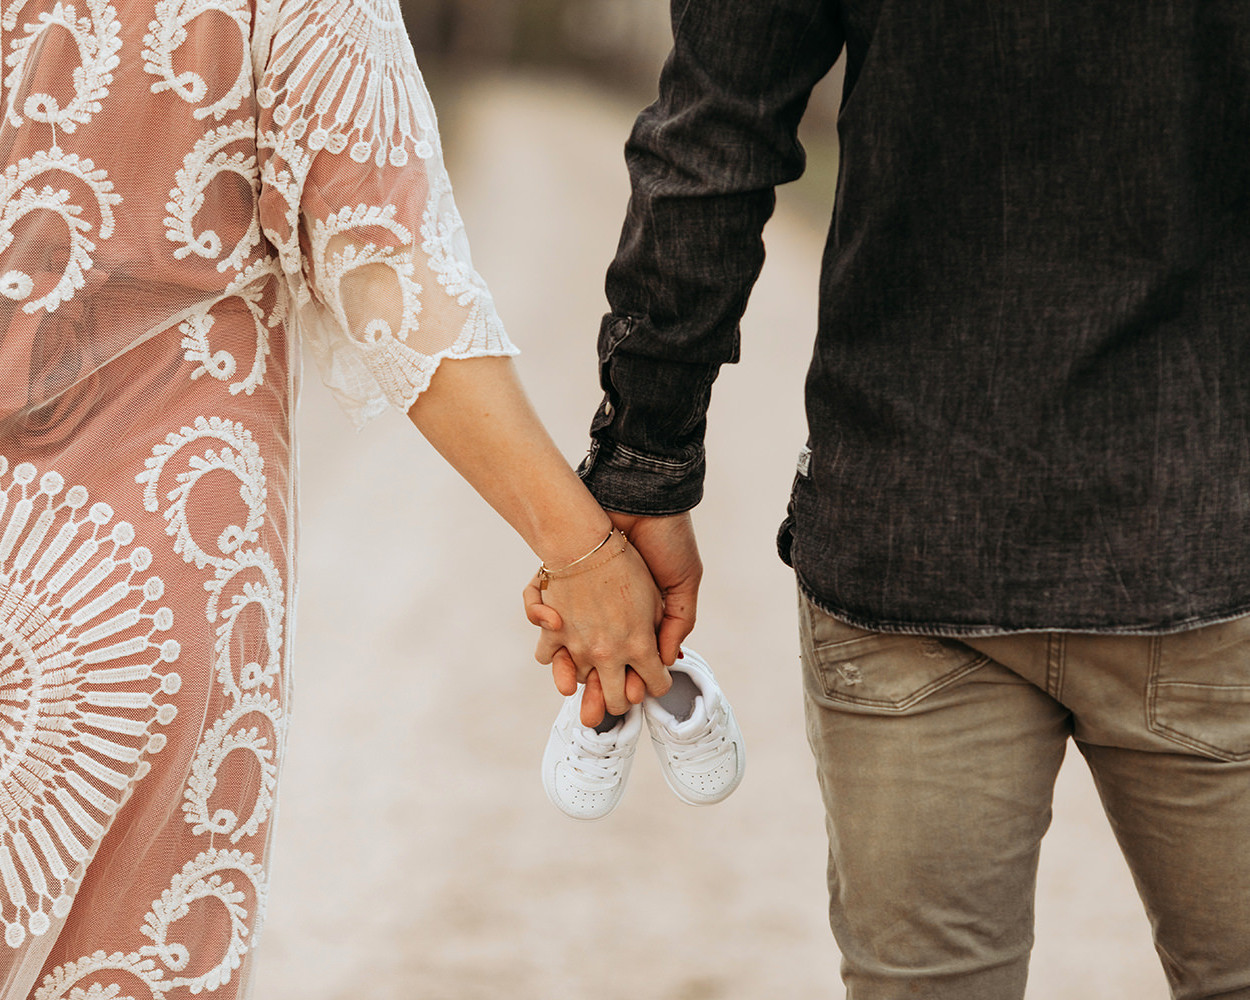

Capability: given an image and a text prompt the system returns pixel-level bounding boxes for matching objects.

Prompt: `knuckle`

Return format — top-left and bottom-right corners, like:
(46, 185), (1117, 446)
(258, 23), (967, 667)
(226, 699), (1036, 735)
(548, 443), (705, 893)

(585, 644), (615, 666)
(628, 640), (661, 664)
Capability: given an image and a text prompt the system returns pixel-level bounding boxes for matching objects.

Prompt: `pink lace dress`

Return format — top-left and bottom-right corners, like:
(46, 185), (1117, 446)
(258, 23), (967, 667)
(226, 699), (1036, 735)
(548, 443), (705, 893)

(0, 0), (515, 994)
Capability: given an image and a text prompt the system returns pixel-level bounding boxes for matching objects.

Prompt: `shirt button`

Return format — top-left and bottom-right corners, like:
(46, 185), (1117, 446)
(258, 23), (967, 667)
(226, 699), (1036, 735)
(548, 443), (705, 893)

(603, 401), (615, 419)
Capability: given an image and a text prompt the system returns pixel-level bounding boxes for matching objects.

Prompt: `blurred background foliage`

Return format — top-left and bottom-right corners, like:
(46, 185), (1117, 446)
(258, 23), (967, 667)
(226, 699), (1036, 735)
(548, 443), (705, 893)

(402, 0), (845, 213)
(404, 0), (674, 85)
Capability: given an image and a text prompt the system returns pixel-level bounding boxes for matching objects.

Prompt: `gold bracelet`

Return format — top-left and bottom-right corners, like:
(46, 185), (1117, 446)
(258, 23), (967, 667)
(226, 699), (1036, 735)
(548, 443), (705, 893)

(537, 528), (627, 590)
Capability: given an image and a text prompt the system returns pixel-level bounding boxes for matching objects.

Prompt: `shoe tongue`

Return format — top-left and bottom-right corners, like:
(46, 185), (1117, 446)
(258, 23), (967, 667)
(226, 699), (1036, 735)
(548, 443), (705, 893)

(583, 723), (621, 747)
(669, 694), (707, 735)
(594, 711), (627, 735)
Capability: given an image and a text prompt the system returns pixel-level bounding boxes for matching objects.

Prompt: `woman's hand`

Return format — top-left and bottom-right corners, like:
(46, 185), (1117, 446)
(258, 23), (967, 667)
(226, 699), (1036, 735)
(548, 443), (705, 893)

(523, 534), (670, 723)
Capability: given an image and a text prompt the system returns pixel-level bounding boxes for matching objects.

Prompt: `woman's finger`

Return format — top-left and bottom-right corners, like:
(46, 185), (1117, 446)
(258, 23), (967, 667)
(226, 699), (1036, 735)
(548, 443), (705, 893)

(533, 629), (563, 665)
(523, 577), (564, 630)
(526, 601), (562, 630)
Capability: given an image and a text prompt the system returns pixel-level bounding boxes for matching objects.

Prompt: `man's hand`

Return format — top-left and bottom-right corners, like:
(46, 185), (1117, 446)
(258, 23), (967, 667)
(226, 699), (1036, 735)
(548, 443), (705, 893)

(608, 512), (701, 665)
(525, 512), (702, 726)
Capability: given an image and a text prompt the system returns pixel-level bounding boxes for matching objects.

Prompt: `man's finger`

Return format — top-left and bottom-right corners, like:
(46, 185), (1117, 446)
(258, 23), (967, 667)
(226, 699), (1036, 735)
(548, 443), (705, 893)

(631, 634), (674, 696)
(658, 612), (695, 666)
(656, 581), (698, 665)
(596, 663), (633, 716)
(551, 646), (577, 696)
(580, 670), (607, 727)
(624, 667), (646, 705)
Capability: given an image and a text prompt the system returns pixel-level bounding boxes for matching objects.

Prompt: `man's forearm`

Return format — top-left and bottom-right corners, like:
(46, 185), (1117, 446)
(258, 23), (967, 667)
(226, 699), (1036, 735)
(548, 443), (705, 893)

(587, 0), (843, 516)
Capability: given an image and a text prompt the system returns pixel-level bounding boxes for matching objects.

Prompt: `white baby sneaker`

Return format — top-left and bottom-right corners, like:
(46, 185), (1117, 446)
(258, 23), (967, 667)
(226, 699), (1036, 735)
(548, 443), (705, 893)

(644, 647), (745, 805)
(542, 685), (642, 821)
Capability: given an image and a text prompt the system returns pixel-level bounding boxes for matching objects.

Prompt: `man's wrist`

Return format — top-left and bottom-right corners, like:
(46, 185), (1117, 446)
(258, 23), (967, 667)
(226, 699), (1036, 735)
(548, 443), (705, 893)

(578, 439), (704, 517)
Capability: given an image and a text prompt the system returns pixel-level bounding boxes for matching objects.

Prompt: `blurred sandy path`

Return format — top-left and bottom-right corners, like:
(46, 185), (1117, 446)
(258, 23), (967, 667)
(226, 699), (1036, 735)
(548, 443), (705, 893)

(252, 71), (1169, 1000)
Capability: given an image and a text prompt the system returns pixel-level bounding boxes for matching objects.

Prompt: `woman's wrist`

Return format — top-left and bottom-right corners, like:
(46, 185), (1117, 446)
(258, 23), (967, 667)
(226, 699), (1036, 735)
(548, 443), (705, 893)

(524, 469), (616, 568)
(532, 512), (615, 568)
(537, 528), (628, 590)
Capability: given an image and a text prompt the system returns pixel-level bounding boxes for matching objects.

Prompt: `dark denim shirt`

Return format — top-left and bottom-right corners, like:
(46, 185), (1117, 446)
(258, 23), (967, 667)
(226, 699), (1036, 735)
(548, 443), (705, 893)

(579, 0), (1250, 635)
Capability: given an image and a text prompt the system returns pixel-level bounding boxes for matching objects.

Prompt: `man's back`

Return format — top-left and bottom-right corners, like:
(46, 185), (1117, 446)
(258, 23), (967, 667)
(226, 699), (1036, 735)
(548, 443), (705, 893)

(578, 6), (1250, 997)
(584, 0), (1250, 634)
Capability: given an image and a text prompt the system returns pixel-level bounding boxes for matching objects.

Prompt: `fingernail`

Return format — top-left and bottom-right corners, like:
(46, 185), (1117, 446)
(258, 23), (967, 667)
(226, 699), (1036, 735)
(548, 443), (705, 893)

(678, 650), (684, 659)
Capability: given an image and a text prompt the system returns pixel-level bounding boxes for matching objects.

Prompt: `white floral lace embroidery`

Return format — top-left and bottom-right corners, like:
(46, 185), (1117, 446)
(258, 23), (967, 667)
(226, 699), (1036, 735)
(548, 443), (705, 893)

(136, 416), (268, 571)
(142, 0), (252, 122)
(420, 167), (510, 358)
(33, 846), (268, 997)
(0, 147), (121, 314)
(2, 0), (122, 133)
(40, 411), (288, 995)
(177, 257), (285, 397)
(5, 0), (515, 989)
(165, 120), (262, 272)
(0, 459), (181, 950)
(255, 0), (436, 167)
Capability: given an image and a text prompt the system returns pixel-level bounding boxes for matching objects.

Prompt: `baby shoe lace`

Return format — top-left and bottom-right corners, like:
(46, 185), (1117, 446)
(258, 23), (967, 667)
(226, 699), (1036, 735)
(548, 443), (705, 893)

(566, 739), (631, 785)
(662, 712), (728, 766)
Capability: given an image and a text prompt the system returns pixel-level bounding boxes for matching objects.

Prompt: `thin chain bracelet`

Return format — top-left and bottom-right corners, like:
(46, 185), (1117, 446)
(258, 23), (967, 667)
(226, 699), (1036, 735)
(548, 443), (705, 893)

(537, 528), (628, 590)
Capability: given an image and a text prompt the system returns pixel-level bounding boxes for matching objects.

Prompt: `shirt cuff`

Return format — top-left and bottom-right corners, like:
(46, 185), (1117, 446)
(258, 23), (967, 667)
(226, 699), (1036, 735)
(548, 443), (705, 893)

(577, 438), (704, 516)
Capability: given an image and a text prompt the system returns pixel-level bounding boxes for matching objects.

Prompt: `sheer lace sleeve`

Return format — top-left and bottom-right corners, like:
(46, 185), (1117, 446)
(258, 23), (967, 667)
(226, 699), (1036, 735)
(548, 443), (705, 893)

(254, 0), (516, 427)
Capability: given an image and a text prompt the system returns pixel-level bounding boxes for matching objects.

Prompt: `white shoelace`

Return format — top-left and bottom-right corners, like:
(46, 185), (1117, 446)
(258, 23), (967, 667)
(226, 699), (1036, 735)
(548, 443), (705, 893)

(662, 712), (728, 766)
(565, 737), (630, 786)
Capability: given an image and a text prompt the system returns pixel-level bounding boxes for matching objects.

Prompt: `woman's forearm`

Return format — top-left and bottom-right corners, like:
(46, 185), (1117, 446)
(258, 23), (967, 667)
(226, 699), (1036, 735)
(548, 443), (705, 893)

(406, 356), (611, 565)
(406, 354), (671, 713)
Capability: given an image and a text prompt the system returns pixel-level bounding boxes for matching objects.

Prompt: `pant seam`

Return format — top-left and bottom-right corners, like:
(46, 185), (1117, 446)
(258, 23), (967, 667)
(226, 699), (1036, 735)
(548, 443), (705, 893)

(1046, 633), (1066, 701)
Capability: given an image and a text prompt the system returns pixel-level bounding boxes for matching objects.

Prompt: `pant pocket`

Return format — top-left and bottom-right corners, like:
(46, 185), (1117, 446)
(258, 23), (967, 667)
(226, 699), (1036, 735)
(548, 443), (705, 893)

(798, 591), (987, 712)
(1149, 616), (1250, 761)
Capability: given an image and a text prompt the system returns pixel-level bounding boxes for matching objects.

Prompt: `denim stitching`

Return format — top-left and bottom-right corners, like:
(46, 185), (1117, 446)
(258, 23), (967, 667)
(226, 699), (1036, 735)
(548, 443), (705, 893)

(1046, 634), (1066, 702)
(1146, 633), (1250, 763)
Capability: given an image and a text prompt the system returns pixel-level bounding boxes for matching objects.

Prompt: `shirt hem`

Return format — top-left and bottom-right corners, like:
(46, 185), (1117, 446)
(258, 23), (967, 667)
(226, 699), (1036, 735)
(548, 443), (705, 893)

(795, 574), (1250, 638)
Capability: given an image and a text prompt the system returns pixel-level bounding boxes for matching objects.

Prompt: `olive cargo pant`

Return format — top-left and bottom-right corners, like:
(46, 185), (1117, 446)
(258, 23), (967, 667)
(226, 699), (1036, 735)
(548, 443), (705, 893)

(800, 592), (1250, 1000)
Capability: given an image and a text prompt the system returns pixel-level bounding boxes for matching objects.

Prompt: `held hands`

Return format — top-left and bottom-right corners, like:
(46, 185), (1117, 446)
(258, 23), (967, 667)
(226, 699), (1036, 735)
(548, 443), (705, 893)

(524, 512), (702, 726)
(402, 356), (696, 720)
(524, 531), (668, 719)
